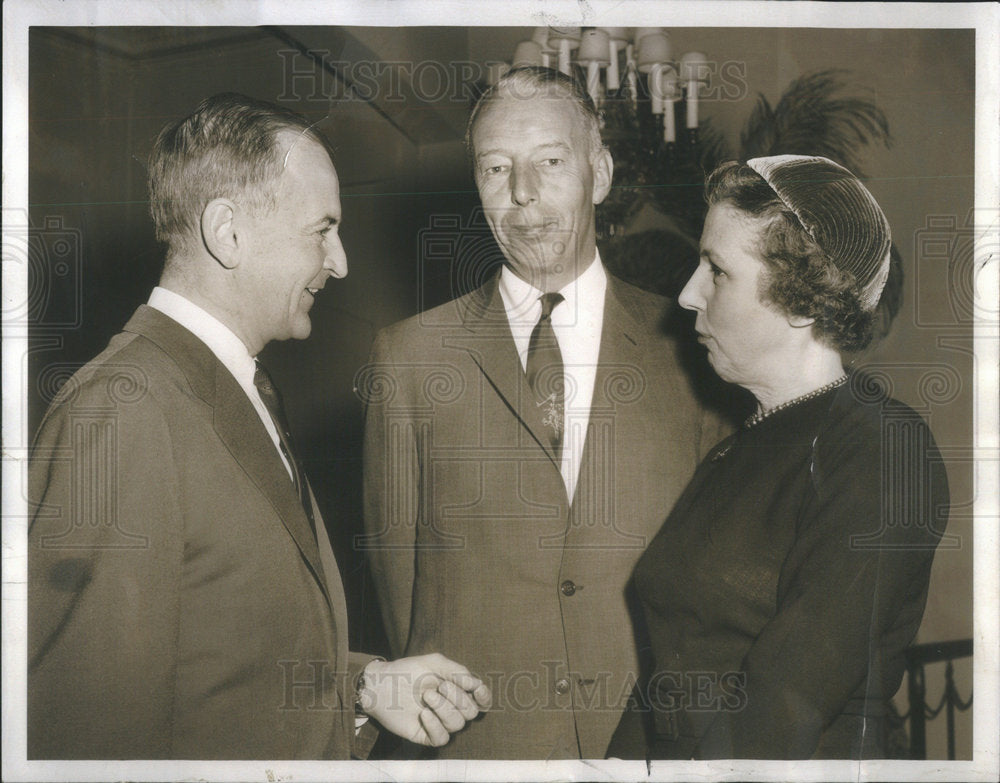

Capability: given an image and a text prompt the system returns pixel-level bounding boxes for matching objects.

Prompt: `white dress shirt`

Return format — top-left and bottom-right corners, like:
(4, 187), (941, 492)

(147, 286), (294, 481)
(498, 251), (607, 502)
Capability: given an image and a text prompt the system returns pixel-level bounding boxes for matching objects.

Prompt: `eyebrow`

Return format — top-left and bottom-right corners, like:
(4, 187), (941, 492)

(309, 215), (340, 230)
(475, 141), (574, 159)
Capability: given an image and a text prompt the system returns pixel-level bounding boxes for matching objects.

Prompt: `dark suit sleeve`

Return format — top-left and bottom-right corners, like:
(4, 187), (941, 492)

(693, 410), (949, 759)
(28, 374), (185, 758)
(360, 329), (418, 658)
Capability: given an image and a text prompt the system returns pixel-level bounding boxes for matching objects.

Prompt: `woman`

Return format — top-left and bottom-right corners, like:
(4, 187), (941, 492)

(608, 155), (950, 760)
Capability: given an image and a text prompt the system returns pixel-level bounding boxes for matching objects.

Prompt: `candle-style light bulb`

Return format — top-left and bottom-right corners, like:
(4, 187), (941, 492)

(637, 31), (672, 116)
(547, 27), (581, 76)
(599, 27), (629, 90)
(625, 43), (638, 107)
(511, 41), (545, 68)
(660, 68), (679, 143)
(679, 51), (709, 130)
(576, 28), (610, 104)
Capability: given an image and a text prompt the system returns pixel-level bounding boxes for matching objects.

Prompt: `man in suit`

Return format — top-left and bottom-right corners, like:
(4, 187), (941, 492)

(360, 67), (725, 758)
(28, 93), (489, 760)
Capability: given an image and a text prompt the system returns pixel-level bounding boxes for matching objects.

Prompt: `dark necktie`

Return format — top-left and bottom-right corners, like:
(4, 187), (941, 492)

(253, 361), (316, 535)
(525, 292), (565, 457)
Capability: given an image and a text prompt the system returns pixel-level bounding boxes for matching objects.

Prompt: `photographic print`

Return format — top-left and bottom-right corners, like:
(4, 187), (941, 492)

(3, 2), (997, 781)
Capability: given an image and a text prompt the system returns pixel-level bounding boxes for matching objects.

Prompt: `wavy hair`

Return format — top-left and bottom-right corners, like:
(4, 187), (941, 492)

(704, 161), (875, 352)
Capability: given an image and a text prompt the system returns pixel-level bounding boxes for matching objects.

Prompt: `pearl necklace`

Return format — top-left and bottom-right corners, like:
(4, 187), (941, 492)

(743, 374), (848, 429)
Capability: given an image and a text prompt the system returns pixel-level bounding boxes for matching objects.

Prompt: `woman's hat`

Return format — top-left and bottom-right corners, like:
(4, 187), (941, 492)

(746, 154), (891, 310)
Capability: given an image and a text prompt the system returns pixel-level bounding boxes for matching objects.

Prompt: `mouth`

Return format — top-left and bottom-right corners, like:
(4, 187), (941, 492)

(509, 220), (558, 234)
(306, 287), (321, 296)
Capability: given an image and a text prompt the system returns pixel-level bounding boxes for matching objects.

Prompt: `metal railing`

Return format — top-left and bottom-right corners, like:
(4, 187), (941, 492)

(888, 638), (973, 759)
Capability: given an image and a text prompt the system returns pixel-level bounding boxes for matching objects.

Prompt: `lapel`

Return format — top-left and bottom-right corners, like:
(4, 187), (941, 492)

(123, 305), (331, 607)
(590, 275), (647, 414)
(459, 275), (561, 467)
(572, 276), (649, 510)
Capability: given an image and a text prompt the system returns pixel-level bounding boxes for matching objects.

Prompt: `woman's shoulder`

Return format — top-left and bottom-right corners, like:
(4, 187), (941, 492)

(811, 371), (949, 540)
(808, 374), (941, 483)
(824, 371), (938, 443)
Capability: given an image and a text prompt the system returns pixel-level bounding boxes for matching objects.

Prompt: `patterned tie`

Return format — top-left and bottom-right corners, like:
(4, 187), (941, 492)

(525, 292), (565, 457)
(253, 361), (316, 535)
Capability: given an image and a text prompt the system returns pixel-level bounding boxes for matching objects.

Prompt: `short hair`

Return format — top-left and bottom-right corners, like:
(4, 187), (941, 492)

(465, 66), (604, 159)
(148, 92), (326, 252)
(704, 161), (875, 352)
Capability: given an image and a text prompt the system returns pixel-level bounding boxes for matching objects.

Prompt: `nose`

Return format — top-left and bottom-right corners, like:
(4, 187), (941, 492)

(678, 264), (707, 311)
(325, 232), (348, 279)
(510, 161), (539, 207)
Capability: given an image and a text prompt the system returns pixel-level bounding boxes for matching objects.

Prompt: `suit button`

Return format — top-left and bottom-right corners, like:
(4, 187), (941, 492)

(560, 580), (576, 596)
(554, 678), (571, 695)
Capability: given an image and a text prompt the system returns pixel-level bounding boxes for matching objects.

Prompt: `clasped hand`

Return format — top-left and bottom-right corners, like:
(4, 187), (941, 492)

(358, 653), (492, 746)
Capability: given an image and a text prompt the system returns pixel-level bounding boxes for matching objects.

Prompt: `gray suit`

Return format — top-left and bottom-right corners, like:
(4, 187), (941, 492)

(361, 271), (725, 758)
(29, 305), (374, 759)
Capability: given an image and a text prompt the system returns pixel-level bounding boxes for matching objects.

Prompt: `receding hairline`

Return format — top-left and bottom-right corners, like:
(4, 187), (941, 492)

(468, 88), (602, 157)
(271, 126), (333, 170)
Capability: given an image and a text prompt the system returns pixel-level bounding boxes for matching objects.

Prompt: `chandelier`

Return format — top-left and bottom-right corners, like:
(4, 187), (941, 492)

(489, 26), (709, 147)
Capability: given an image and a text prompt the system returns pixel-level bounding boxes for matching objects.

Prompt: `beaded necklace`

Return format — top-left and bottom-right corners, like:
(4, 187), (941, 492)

(743, 374), (848, 429)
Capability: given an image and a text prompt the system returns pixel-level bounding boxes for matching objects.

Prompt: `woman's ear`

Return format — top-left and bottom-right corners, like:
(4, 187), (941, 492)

(787, 313), (816, 329)
(201, 198), (239, 269)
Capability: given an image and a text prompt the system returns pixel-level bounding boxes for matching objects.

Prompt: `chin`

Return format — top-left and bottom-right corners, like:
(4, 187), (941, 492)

(706, 355), (734, 383)
(289, 317), (313, 342)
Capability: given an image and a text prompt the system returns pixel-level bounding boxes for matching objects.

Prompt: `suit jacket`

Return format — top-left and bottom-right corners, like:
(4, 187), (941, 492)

(28, 305), (374, 759)
(361, 271), (726, 758)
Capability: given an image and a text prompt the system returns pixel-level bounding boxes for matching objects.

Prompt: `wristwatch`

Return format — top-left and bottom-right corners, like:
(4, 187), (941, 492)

(354, 656), (386, 714)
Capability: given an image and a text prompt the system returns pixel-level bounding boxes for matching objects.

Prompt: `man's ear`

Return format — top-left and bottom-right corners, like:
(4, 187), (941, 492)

(788, 313), (816, 329)
(201, 198), (239, 269)
(592, 148), (614, 205)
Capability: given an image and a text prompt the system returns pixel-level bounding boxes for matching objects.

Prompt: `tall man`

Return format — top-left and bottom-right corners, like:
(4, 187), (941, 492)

(361, 67), (725, 758)
(28, 93), (489, 759)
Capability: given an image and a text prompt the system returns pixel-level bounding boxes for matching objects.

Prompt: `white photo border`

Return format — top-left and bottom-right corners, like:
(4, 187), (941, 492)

(3, 2), (997, 781)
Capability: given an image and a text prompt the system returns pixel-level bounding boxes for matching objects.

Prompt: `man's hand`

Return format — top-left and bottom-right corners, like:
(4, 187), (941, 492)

(358, 653), (492, 746)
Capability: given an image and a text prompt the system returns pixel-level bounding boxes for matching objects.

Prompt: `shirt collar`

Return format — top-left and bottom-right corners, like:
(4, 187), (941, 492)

(498, 249), (606, 326)
(147, 286), (258, 386)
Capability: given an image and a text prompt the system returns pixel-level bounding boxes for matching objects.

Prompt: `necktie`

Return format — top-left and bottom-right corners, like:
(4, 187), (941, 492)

(253, 361), (317, 535)
(525, 292), (565, 457)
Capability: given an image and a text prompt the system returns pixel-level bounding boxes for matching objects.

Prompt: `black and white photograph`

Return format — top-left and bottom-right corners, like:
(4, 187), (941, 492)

(3, 1), (997, 781)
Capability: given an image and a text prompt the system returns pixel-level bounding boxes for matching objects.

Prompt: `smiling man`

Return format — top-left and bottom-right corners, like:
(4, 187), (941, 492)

(27, 93), (489, 759)
(361, 68), (725, 759)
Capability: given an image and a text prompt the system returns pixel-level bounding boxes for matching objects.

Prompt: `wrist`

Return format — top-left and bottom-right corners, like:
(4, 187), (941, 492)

(355, 656), (386, 715)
